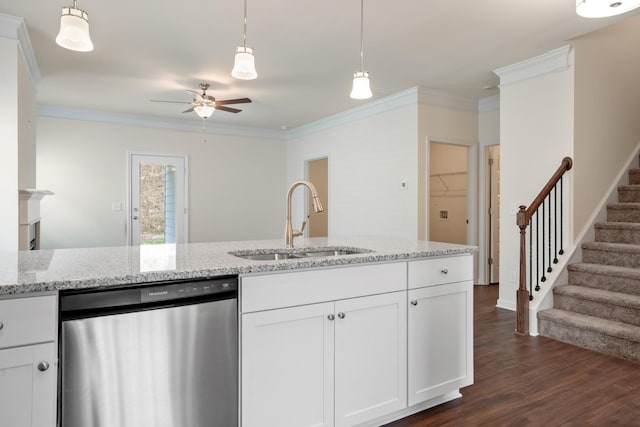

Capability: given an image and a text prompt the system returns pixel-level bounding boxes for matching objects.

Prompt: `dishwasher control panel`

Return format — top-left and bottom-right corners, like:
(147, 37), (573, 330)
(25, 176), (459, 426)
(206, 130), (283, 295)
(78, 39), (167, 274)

(141, 277), (238, 303)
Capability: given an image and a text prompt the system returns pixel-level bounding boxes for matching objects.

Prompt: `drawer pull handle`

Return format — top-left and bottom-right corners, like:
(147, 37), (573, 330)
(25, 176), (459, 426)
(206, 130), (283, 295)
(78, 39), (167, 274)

(410, 300), (418, 306)
(37, 362), (50, 372)
(327, 314), (335, 321)
(441, 268), (449, 275)
(338, 312), (346, 319)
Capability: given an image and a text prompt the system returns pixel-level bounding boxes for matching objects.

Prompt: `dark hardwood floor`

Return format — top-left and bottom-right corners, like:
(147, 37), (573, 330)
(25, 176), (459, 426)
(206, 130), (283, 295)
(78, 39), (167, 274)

(386, 285), (640, 426)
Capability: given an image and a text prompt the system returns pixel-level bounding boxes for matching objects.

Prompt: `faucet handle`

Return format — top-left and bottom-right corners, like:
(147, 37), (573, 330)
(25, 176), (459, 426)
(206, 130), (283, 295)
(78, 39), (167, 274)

(293, 221), (307, 238)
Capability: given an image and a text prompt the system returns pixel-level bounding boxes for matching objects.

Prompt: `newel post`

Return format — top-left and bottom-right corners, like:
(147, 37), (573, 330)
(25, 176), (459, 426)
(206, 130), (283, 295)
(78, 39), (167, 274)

(516, 205), (529, 336)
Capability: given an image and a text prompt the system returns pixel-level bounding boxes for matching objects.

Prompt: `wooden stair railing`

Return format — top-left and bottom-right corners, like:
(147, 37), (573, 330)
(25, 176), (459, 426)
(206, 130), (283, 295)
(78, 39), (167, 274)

(516, 157), (573, 336)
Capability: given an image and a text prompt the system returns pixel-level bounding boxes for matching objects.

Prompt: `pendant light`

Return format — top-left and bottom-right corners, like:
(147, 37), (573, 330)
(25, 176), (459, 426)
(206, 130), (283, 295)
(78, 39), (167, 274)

(232, 0), (257, 80)
(56, 0), (93, 52)
(350, 0), (372, 100)
(576, 0), (640, 17)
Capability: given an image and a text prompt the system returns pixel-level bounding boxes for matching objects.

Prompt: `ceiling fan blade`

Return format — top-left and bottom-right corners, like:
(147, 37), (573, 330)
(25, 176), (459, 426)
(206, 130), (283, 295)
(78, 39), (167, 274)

(150, 99), (192, 104)
(182, 106), (195, 113)
(215, 105), (242, 113)
(216, 98), (252, 105)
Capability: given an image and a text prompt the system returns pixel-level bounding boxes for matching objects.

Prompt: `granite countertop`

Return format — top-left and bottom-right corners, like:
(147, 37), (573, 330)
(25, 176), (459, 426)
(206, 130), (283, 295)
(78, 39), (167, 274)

(0, 237), (477, 296)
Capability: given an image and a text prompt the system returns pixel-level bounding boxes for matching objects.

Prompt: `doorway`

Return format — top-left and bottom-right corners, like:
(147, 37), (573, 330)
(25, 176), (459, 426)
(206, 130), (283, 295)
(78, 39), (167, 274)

(129, 153), (187, 245)
(306, 157), (328, 237)
(429, 143), (468, 245)
(486, 146), (500, 284)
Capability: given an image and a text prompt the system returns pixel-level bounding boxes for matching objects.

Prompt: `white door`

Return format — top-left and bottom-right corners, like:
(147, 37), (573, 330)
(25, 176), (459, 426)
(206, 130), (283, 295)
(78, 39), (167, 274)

(130, 154), (187, 245)
(241, 302), (335, 427)
(334, 292), (407, 427)
(407, 281), (473, 405)
(0, 343), (57, 427)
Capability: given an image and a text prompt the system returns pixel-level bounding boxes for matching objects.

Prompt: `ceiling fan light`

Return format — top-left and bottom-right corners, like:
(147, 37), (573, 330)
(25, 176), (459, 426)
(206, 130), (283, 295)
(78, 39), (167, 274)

(576, 0), (640, 17)
(56, 5), (93, 52)
(232, 46), (257, 80)
(350, 71), (372, 100)
(194, 105), (215, 119)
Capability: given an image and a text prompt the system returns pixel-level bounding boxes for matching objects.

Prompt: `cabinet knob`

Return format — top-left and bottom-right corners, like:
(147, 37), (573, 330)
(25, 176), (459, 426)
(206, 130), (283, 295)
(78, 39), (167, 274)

(0, 321), (3, 330)
(327, 314), (335, 321)
(338, 312), (345, 319)
(37, 361), (50, 372)
(410, 300), (418, 306)
(441, 268), (449, 275)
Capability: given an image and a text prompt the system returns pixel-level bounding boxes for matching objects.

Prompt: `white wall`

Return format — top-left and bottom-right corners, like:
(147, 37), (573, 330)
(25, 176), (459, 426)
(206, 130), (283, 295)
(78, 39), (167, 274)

(37, 117), (286, 249)
(287, 103), (419, 239)
(496, 48), (575, 310)
(0, 38), (21, 252)
(572, 15), (640, 238)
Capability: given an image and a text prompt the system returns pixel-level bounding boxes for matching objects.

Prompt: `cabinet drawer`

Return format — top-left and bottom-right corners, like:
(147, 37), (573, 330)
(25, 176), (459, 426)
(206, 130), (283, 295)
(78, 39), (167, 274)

(0, 296), (57, 349)
(241, 262), (407, 313)
(408, 255), (472, 289)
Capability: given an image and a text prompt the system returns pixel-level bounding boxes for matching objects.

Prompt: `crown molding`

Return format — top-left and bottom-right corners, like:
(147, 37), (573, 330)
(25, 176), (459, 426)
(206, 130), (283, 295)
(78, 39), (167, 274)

(37, 105), (286, 141)
(288, 86), (478, 140)
(494, 45), (571, 87)
(0, 14), (41, 84)
(478, 95), (499, 113)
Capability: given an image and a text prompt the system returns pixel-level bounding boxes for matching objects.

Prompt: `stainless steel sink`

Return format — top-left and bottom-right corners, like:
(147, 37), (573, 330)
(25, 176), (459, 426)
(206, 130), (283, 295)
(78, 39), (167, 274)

(230, 247), (369, 261)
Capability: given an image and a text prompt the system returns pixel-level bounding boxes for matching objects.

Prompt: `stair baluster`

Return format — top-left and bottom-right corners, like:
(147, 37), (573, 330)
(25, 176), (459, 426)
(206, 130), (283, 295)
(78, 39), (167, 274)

(516, 157), (573, 335)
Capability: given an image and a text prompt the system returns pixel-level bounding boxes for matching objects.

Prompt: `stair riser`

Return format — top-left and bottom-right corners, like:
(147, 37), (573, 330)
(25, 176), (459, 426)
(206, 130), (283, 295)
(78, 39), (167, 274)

(569, 270), (640, 296)
(630, 171), (640, 185)
(619, 190), (640, 203)
(595, 227), (640, 244)
(607, 208), (640, 223)
(554, 294), (640, 326)
(538, 319), (640, 363)
(583, 248), (640, 268)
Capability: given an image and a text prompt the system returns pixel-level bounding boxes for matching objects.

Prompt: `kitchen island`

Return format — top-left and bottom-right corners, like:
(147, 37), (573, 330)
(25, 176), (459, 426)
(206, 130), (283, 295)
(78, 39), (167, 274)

(0, 237), (477, 427)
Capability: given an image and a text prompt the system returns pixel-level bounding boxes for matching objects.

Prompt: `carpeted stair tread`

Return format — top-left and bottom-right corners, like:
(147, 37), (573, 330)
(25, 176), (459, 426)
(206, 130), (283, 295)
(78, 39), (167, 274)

(538, 309), (640, 343)
(618, 185), (640, 191)
(594, 222), (640, 231)
(582, 241), (640, 254)
(569, 262), (640, 281)
(554, 285), (640, 310)
(607, 202), (640, 210)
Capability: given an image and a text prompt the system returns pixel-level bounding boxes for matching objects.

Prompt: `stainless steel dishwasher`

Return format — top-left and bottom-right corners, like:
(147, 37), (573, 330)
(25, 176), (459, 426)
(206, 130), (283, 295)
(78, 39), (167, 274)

(60, 276), (238, 427)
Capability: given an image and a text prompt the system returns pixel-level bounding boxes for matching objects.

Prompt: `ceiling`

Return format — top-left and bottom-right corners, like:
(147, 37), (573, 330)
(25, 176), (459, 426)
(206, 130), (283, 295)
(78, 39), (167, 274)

(1, 0), (638, 130)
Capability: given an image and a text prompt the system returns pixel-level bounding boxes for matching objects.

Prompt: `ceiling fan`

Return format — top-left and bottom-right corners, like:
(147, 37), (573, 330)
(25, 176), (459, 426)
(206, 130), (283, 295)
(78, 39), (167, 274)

(151, 83), (252, 119)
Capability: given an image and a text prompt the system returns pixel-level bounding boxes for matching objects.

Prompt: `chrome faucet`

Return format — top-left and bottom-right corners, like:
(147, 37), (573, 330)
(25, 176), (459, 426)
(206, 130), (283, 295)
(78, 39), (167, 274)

(285, 180), (324, 248)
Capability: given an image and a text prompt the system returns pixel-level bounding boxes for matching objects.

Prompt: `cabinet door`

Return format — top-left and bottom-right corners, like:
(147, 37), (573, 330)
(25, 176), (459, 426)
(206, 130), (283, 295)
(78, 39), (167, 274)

(242, 302), (335, 427)
(334, 291), (407, 427)
(0, 342), (57, 427)
(408, 281), (473, 405)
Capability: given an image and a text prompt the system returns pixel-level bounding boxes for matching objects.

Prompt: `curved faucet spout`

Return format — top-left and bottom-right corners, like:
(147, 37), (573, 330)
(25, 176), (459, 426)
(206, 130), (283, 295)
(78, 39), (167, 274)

(286, 180), (325, 248)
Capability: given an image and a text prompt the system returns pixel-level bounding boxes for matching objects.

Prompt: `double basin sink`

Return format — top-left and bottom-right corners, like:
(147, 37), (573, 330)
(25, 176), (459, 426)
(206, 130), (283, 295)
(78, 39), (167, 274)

(231, 247), (369, 261)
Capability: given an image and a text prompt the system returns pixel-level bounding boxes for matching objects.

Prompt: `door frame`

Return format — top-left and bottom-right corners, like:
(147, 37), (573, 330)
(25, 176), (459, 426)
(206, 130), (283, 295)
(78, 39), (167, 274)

(477, 143), (500, 286)
(127, 151), (189, 245)
(304, 154), (330, 237)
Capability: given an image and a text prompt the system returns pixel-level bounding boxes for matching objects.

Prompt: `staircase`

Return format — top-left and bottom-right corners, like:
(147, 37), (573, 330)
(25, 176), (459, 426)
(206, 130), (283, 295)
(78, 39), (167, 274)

(538, 167), (640, 363)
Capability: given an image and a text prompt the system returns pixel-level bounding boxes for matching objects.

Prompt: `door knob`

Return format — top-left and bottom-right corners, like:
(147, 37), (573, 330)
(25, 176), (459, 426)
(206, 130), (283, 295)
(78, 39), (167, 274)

(37, 361), (50, 372)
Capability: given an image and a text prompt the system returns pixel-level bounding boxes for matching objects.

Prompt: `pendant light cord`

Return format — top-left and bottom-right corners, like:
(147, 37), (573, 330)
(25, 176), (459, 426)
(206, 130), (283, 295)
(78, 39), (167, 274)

(243, 0), (248, 47)
(359, 0), (365, 71)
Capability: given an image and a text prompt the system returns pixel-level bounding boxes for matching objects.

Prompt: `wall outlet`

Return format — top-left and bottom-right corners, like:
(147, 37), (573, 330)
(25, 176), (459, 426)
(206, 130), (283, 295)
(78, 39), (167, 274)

(400, 180), (409, 189)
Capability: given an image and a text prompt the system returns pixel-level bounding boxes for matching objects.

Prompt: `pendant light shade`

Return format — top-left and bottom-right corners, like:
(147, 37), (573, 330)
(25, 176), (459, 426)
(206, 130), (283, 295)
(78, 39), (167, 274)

(194, 105), (215, 119)
(350, 71), (372, 99)
(350, 0), (372, 100)
(56, 0), (93, 52)
(576, 0), (640, 17)
(232, 0), (257, 80)
(232, 46), (257, 80)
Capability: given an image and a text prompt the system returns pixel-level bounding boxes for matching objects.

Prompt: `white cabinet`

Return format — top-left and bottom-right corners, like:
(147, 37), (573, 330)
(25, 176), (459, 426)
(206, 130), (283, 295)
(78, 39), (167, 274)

(242, 302), (335, 427)
(0, 296), (57, 427)
(242, 291), (406, 427)
(334, 292), (406, 427)
(407, 255), (473, 406)
(241, 263), (407, 427)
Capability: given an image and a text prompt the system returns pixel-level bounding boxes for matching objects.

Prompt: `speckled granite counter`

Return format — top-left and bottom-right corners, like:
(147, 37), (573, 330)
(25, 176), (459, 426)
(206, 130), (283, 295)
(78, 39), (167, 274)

(0, 237), (477, 295)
